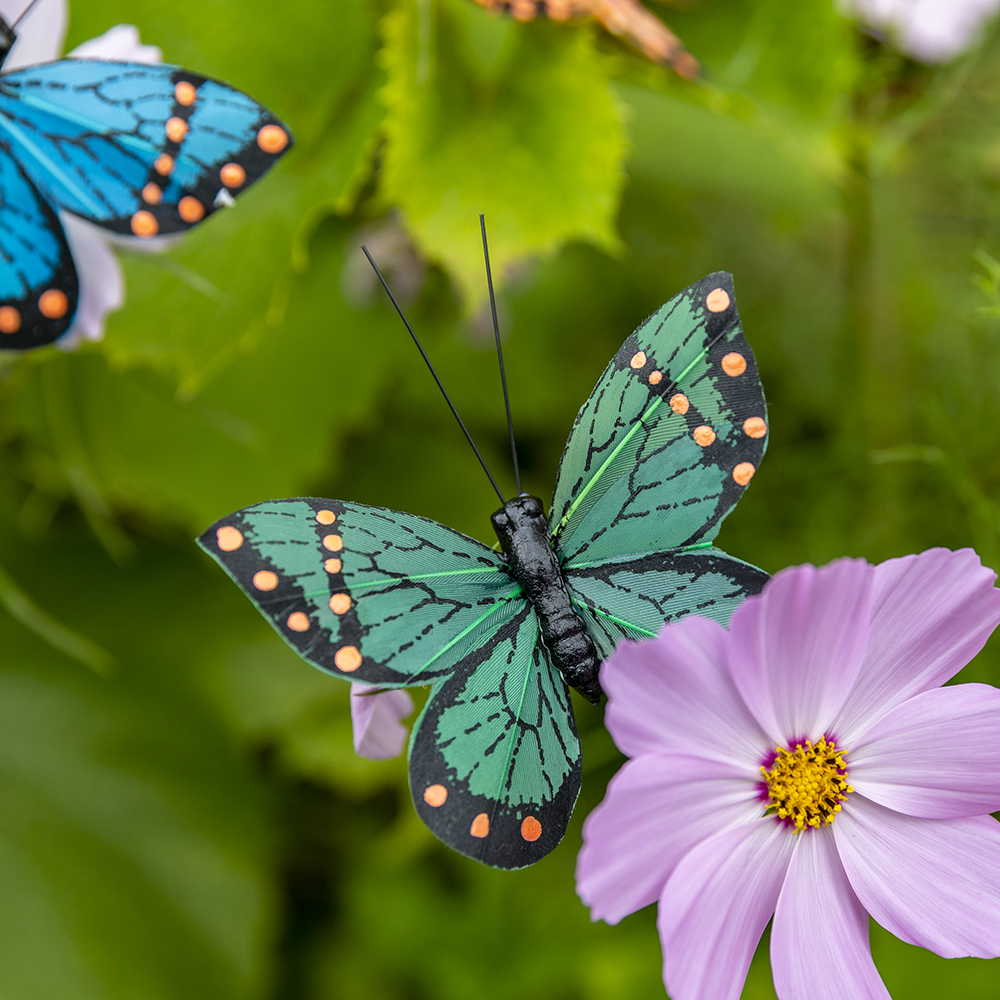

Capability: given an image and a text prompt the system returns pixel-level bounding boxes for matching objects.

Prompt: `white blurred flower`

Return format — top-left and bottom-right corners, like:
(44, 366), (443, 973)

(844, 0), (1000, 62)
(350, 684), (414, 760)
(1, 0), (163, 346)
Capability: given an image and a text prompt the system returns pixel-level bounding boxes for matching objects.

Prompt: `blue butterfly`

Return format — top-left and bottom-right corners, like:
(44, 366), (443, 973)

(0, 10), (293, 349)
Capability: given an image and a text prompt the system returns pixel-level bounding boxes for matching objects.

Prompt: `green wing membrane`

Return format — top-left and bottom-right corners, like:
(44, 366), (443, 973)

(565, 548), (768, 657)
(550, 272), (767, 565)
(409, 604), (581, 869)
(197, 498), (521, 686)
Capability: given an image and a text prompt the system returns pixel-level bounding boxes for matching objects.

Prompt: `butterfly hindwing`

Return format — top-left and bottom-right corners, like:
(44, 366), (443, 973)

(550, 272), (767, 566)
(197, 498), (521, 687)
(409, 603), (582, 869)
(564, 547), (768, 657)
(0, 145), (77, 347)
(0, 60), (291, 238)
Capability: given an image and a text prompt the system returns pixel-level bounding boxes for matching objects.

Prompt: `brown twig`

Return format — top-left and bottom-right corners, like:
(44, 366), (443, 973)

(470, 0), (699, 78)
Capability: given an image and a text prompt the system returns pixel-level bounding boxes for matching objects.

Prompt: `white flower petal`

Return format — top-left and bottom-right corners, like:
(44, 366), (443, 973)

(771, 827), (891, 1000)
(59, 213), (124, 346)
(67, 23), (161, 64)
(843, 0), (1000, 62)
(2, 0), (66, 71)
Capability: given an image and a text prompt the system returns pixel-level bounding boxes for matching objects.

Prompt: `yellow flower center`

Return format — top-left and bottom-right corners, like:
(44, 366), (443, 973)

(760, 737), (853, 832)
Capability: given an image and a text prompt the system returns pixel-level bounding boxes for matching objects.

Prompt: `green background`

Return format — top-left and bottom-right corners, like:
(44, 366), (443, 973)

(2, 0), (1000, 996)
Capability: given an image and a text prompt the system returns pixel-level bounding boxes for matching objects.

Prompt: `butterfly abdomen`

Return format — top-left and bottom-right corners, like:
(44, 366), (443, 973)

(491, 495), (602, 704)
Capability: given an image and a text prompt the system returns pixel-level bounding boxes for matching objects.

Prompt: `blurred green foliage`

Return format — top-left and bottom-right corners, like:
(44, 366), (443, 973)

(3, 0), (1000, 996)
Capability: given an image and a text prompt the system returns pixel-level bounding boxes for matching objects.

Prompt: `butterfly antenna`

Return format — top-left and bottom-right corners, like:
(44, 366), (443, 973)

(11, 0), (42, 29)
(362, 245), (506, 506)
(480, 215), (522, 496)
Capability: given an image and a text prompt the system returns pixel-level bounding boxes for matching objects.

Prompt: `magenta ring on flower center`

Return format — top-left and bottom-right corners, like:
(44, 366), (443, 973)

(758, 736), (853, 832)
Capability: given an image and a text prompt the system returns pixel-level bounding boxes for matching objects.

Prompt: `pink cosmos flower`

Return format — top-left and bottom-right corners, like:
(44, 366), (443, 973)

(350, 684), (414, 760)
(577, 549), (1000, 1000)
(1, 0), (162, 346)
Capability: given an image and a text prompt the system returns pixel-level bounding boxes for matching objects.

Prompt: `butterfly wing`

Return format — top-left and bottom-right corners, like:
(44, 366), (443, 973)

(0, 144), (77, 347)
(564, 547), (768, 657)
(550, 272), (767, 566)
(0, 60), (291, 238)
(197, 498), (522, 687)
(409, 602), (581, 870)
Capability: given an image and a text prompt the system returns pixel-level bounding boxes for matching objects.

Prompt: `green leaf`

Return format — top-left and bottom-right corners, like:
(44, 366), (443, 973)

(379, 0), (626, 306)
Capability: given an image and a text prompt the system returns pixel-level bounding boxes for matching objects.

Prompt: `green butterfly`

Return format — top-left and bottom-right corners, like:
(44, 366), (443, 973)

(198, 272), (768, 870)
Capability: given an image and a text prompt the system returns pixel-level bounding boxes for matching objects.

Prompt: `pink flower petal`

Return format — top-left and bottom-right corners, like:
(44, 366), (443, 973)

(601, 615), (768, 767)
(771, 827), (891, 1000)
(350, 685), (413, 761)
(577, 753), (762, 924)
(728, 560), (874, 746)
(848, 684), (1000, 818)
(2, 0), (66, 71)
(834, 798), (1000, 958)
(67, 23), (161, 63)
(658, 819), (794, 1000)
(59, 214), (124, 346)
(833, 549), (1000, 745)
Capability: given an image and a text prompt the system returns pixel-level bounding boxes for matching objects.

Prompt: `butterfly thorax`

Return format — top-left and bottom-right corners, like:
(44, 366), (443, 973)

(0, 18), (15, 70)
(491, 495), (602, 704)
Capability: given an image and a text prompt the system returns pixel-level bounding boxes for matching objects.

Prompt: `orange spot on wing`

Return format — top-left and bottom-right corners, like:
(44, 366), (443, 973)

(721, 352), (746, 377)
(335, 645), (362, 672)
(733, 462), (756, 485)
(220, 162), (246, 188)
(630, 350), (647, 369)
(693, 425), (716, 447)
(743, 416), (767, 438)
(470, 813), (490, 838)
(287, 612), (310, 632)
(253, 570), (278, 591)
(142, 182), (162, 205)
(521, 816), (542, 841)
(648, 370), (662, 385)
(174, 80), (197, 106)
(38, 289), (68, 319)
(131, 210), (158, 237)
(257, 124), (288, 154)
(669, 393), (689, 415)
(424, 784), (448, 807)
(315, 509), (336, 525)
(154, 153), (174, 176)
(329, 593), (351, 614)
(165, 117), (188, 143)
(323, 534), (343, 552)
(178, 196), (205, 223)
(706, 288), (731, 312)
(216, 526), (243, 551)
(0, 306), (20, 333)
(324, 558), (342, 574)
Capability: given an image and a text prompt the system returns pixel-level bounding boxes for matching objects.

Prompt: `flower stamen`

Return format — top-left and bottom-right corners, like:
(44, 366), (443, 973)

(760, 737), (853, 832)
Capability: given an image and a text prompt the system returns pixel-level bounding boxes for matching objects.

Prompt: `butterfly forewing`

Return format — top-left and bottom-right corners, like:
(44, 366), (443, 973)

(409, 603), (582, 869)
(0, 61), (291, 238)
(550, 272), (767, 565)
(198, 498), (523, 687)
(0, 147), (77, 347)
(565, 547), (769, 657)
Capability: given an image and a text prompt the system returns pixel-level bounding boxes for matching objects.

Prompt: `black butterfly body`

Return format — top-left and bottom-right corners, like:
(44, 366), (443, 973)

(199, 272), (769, 869)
